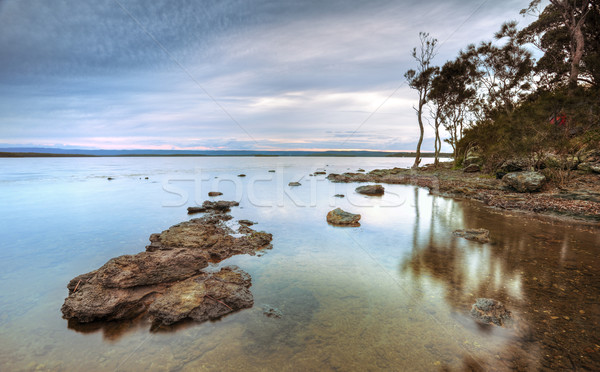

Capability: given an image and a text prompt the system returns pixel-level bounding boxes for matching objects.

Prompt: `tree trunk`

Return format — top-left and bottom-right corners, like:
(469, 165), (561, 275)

(569, 19), (586, 88)
(412, 101), (424, 169)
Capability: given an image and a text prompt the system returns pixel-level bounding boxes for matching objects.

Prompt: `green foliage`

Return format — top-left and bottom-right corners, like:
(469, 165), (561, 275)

(458, 86), (600, 170)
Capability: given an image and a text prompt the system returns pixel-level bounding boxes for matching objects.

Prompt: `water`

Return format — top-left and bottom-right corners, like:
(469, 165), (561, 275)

(0, 157), (598, 371)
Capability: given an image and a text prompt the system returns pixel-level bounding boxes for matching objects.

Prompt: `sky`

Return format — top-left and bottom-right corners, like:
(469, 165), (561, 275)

(0, 0), (539, 152)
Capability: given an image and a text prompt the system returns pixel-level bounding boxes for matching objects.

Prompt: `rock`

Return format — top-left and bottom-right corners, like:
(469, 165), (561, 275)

(544, 154), (580, 170)
(334, 194), (345, 198)
(107, 177), (114, 181)
(578, 162), (600, 174)
(238, 219), (256, 226)
(453, 228), (490, 243)
(268, 170), (276, 173)
(288, 182), (301, 186)
(238, 174), (246, 177)
(187, 200), (239, 214)
(146, 214), (272, 262)
(326, 208), (361, 227)
(463, 164), (481, 173)
(61, 280), (167, 323)
(62, 208), (272, 325)
(314, 171), (326, 175)
(502, 171), (546, 193)
(144, 177), (149, 180)
(470, 298), (513, 327)
(94, 249), (210, 288)
(148, 266), (253, 326)
(357, 169), (365, 172)
(208, 191), (223, 197)
(499, 158), (528, 173)
(355, 184), (385, 196)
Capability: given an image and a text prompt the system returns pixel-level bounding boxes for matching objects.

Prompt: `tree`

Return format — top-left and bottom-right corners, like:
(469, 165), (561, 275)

(405, 32), (438, 169)
(520, 0), (594, 89)
(429, 58), (476, 163)
(461, 22), (534, 116)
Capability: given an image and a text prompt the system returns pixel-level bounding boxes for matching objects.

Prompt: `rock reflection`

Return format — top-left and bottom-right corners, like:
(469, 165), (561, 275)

(400, 189), (600, 370)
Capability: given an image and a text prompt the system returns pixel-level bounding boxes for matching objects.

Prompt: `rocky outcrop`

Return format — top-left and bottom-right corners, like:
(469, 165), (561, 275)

(62, 204), (271, 328)
(355, 184), (385, 196)
(453, 228), (490, 243)
(326, 208), (361, 227)
(502, 171), (546, 192)
(148, 266), (253, 326)
(471, 298), (513, 327)
(187, 200), (239, 214)
(463, 147), (483, 167)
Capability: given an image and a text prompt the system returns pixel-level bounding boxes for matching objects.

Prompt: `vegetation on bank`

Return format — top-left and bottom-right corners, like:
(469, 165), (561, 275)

(406, 0), (600, 183)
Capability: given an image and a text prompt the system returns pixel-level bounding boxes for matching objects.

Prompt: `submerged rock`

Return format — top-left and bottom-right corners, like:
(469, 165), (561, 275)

(502, 171), (546, 192)
(262, 304), (283, 318)
(355, 184), (385, 196)
(62, 205), (272, 327)
(327, 208), (361, 227)
(453, 228), (490, 243)
(470, 298), (513, 327)
(148, 266), (253, 326)
(187, 200), (239, 214)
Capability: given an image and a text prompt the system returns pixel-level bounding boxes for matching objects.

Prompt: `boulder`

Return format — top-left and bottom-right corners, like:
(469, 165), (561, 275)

(288, 182), (301, 186)
(355, 184), (385, 196)
(148, 266), (253, 326)
(502, 171), (546, 192)
(187, 200), (239, 214)
(463, 164), (481, 173)
(327, 208), (361, 227)
(238, 174), (246, 177)
(314, 171), (326, 175)
(470, 298), (513, 327)
(208, 191), (223, 197)
(453, 228), (490, 243)
(334, 194), (345, 198)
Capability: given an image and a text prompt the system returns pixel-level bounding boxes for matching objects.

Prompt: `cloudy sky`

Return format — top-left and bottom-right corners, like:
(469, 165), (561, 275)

(0, 0), (538, 152)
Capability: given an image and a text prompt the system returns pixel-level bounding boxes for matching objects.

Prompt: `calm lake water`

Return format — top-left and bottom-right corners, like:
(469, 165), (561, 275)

(0, 156), (599, 371)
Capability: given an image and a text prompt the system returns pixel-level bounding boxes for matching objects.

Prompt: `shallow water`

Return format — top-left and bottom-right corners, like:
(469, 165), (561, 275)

(0, 157), (598, 371)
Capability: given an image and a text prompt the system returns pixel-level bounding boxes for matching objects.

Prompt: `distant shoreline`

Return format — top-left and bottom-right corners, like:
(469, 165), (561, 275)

(0, 151), (453, 158)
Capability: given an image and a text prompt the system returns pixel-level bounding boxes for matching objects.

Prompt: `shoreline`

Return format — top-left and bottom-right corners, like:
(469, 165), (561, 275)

(327, 162), (600, 226)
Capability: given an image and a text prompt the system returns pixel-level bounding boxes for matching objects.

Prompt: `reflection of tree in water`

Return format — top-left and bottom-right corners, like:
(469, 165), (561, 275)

(399, 187), (600, 370)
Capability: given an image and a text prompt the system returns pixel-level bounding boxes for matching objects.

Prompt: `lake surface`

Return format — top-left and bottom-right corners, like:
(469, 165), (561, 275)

(0, 157), (599, 371)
